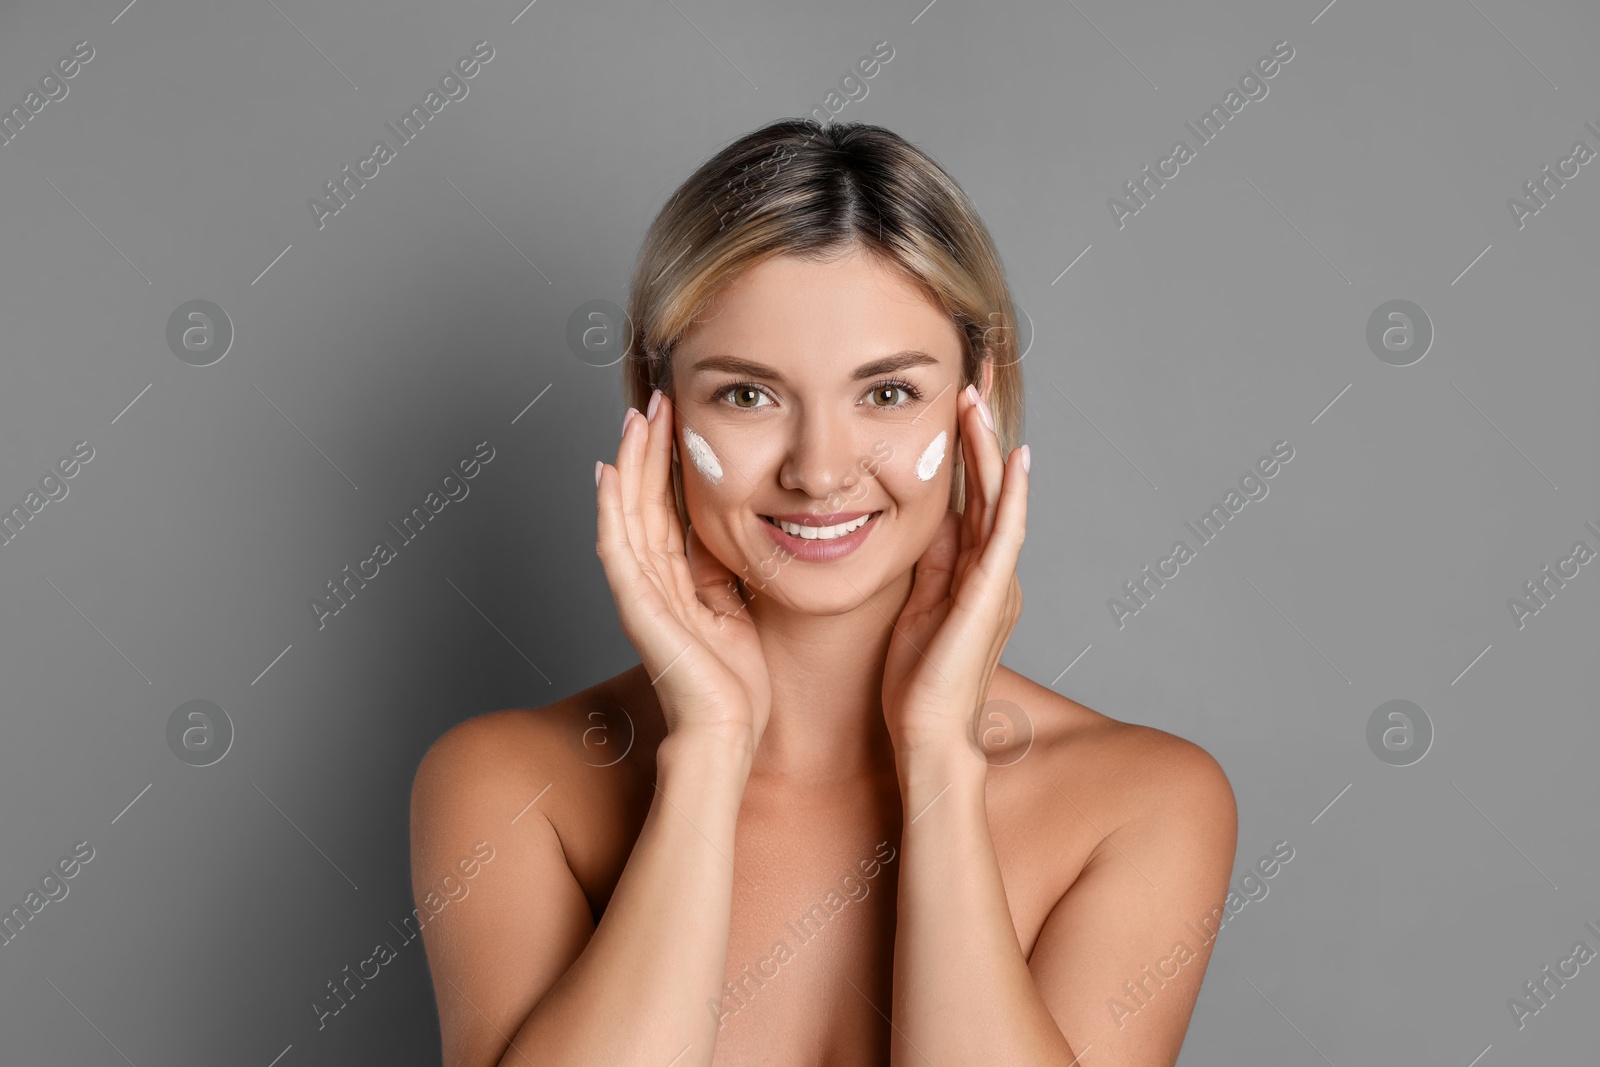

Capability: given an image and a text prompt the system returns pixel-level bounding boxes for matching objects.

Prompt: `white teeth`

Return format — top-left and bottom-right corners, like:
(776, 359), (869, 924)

(772, 513), (875, 540)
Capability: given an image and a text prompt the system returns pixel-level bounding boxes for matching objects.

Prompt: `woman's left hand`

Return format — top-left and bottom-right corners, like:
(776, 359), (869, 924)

(882, 382), (1029, 760)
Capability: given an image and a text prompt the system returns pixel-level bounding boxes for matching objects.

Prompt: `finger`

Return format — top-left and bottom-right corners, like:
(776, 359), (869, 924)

(967, 385), (1005, 545)
(903, 508), (959, 620)
(634, 392), (700, 610)
(617, 407), (653, 573)
(686, 523), (748, 626)
(972, 443), (1030, 589)
(641, 390), (686, 561)
(618, 409), (696, 623)
(596, 459), (684, 664)
(958, 387), (987, 550)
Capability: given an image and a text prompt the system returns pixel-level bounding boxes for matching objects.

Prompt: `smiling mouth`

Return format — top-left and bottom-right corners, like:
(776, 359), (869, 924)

(761, 512), (881, 541)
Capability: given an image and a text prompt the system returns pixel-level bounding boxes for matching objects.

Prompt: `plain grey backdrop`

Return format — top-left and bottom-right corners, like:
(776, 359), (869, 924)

(1, 0), (1596, 1062)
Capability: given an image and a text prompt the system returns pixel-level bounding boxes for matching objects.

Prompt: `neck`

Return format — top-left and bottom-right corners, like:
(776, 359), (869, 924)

(741, 567), (913, 786)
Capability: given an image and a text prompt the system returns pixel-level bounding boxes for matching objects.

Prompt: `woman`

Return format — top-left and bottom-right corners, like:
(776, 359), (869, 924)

(410, 119), (1237, 1066)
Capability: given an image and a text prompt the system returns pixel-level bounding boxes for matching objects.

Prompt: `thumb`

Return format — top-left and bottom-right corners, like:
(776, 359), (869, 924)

(686, 522), (748, 620)
(903, 510), (959, 617)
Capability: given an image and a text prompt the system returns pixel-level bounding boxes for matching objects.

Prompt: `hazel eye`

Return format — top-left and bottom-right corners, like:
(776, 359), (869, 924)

(865, 380), (924, 409)
(717, 384), (772, 409)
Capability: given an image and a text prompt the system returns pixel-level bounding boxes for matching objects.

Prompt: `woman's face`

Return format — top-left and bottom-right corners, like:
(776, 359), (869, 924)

(670, 247), (979, 614)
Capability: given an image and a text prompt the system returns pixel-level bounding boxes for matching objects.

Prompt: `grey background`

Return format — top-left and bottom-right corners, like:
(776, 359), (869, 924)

(1, 0), (1596, 1063)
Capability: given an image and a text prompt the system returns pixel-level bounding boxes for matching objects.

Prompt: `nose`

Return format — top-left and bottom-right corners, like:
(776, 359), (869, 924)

(776, 411), (863, 502)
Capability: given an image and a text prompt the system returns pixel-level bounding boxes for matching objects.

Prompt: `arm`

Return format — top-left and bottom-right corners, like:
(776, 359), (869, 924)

(890, 734), (1237, 1066)
(1027, 737), (1237, 1064)
(410, 715), (752, 1067)
(890, 739), (1077, 1065)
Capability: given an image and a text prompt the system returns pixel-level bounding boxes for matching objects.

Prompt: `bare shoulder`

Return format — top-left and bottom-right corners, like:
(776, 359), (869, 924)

(413, 665), (660, 793)
(410, 666), (663, 908)
(990, 666), (1237, 843)
(407, 671), (664, 1066)
(412, 668), (662, 831)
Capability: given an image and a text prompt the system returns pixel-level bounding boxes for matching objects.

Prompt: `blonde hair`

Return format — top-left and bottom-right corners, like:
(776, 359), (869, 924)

(622, 118), (1024, 533)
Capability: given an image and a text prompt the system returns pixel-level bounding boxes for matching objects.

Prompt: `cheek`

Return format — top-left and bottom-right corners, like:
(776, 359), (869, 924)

(862, 427), (955, 516)
(681, 426), (724, 485)
(913, 430), (948, 482)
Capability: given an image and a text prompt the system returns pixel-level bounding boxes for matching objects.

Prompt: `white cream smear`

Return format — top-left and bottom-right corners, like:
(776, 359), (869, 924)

(915, 430), (947, 481)
(683, 426), (723, 483)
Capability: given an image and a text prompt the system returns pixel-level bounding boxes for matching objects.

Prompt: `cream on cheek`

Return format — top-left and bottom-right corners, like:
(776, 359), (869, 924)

(682, 425), (724, 484)
(914, 430), (947, 481)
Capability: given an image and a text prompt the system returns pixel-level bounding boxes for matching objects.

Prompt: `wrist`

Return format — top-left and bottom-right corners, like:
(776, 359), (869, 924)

(894, 736), (988, 805)
(657, 728), (755, 783)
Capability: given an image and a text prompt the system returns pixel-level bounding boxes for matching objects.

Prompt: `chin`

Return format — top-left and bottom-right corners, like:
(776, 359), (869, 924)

(743, 557), (913, 615)
(745, 580), (875, 617)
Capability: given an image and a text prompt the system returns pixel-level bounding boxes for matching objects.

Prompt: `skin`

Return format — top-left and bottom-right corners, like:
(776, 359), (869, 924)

(409, 246), (1238, 1066)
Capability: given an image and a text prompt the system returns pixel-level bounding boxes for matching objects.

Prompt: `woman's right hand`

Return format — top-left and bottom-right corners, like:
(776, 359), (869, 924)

(596, 388), (772, 757)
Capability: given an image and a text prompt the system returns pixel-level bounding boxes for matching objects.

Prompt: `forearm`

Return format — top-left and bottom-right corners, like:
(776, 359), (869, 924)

(502, 733), (750, 1066)
(892, 742), (1078, 1065)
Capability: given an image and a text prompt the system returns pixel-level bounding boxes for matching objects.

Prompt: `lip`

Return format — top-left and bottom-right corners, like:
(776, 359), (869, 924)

(759, 510), (881, 562)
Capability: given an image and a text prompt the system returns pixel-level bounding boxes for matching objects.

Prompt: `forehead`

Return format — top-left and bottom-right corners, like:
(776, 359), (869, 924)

(675, 250), (962, 372)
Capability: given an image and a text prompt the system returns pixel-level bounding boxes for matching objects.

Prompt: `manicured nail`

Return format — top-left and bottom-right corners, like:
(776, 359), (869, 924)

(622, 407), (636, 437)
(595, 460), (603, 486)
(646, 388), (662, 421)
(1020, 444), (1031, 473)
(977, 395), (995, 434)
(965, 383), (980, 406)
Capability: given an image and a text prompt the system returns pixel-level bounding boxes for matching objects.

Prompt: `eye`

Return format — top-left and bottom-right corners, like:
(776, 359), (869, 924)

(713, 382), (774, 410)
(711, 379), (926, 411)
(864, 379), (924, 409)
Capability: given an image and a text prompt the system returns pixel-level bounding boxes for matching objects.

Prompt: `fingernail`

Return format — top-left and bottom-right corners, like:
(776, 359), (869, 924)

(595, 460), (603, 486)
(646, 388), (662, 421)
(964, 383), (980, 405)
(1020, 444), (1031, 473)
(622, 407), (636, 437)
(977, 395), (996, 434)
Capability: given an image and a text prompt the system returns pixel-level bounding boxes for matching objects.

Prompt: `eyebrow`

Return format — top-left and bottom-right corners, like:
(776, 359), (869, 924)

(688, 350), (942, 384)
